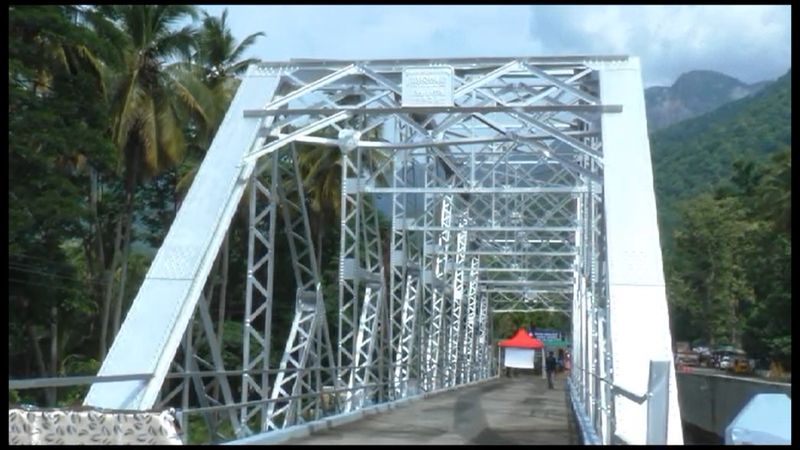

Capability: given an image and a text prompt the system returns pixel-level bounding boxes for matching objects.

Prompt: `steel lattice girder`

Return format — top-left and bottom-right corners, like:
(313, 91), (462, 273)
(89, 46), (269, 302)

(85, 56), (681, 445)
(264, 147), (337, 431)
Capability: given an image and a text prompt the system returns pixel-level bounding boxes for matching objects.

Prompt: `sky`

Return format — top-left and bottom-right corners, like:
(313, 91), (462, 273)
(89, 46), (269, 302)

(197, 5), (791, 88)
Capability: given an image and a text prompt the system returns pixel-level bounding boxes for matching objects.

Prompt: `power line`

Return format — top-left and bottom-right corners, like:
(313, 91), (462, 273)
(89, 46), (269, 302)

(9, 263), (105, 287)
(9, 252), (84, 267)
(9, 277), (95, 297)
(9, 259), (84, 274)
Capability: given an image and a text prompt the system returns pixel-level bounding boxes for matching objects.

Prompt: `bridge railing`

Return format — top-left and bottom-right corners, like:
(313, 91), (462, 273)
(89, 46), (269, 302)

(9, 359), (494, 444)
(9, 373), (153, 391)
(569, 360), (671, 445)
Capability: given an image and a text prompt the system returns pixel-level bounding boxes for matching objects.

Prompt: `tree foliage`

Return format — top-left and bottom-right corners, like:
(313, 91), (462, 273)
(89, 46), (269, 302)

(652, 68), (791, 371)
(651, 70), (791, 251)
(8, 5), (267, 406)
(666, 149), (791, 369)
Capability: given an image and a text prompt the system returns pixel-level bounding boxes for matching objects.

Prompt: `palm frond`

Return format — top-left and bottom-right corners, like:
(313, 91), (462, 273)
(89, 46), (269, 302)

(84, 6), (129, 66)
(110, 67), (140, 147)
(156, 103), (185, 169)
(226, 58), (261, 76)
(138, 96), (159, 174)
(155, 25), (198, 62)
(74, 45), (107, 95)
(228, 32), (265, 64)
(170, 76), (210, 128)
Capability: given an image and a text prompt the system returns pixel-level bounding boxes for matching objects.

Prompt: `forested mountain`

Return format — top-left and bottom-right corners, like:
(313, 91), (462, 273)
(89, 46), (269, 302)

(645, 70), (771, 131)
(650, 69), (791, 250)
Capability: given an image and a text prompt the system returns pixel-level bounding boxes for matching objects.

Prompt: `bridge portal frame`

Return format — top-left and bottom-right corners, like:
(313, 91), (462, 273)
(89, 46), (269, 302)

(80, 56), (681, 445)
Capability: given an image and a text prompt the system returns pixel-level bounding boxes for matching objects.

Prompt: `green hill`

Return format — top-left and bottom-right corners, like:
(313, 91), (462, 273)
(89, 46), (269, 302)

(650, 69), (791, 249)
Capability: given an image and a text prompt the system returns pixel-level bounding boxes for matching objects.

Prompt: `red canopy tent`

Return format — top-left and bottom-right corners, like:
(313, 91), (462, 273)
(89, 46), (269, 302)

(498, 327), (544, 349)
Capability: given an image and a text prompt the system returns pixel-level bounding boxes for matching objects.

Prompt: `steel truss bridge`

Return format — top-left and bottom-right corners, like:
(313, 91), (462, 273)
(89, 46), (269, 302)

(81, 56), (682, 445)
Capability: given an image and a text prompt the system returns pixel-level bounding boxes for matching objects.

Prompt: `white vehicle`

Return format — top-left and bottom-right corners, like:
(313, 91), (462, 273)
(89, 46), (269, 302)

(720, 356), (732, 370)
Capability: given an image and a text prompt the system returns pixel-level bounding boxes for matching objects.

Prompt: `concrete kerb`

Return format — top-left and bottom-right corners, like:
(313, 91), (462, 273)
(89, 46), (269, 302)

(225, 376), (501, 445)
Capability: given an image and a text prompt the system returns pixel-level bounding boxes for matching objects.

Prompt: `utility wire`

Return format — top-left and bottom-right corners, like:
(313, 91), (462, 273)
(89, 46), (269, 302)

(9, 252), (82, 265)
(9, 277), (95, 296)
(9, 264), (105, 287)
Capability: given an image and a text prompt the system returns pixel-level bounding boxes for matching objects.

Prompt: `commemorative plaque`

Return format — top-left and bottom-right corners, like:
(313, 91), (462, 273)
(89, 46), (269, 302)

(401, 66), (454, 107)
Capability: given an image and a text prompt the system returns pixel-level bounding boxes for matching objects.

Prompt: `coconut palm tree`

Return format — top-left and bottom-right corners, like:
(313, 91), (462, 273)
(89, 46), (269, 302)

(194, 8), (265, 90)
(173, 8), (266, 203)
(90, 5), (210, 356)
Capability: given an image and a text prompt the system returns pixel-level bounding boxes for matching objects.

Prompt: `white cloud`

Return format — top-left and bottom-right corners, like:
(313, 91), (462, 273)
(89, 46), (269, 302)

(199, 5), (538, 60)
(199, 5), (791, 87)
(528, 5), (792, 86)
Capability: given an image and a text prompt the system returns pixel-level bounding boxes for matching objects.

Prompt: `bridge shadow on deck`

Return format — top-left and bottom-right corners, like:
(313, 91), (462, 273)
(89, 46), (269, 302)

(285, 374), (573, 445)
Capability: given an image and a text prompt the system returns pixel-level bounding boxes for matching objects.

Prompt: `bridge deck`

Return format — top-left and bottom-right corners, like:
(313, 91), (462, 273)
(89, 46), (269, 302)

(285, 373), (574, 445)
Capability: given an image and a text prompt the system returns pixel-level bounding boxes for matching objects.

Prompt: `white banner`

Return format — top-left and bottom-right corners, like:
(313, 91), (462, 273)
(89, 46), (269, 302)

(504, 348), (535, 369)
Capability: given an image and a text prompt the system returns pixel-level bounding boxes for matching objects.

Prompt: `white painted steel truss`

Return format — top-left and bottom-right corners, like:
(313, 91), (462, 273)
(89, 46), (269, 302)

(84, 56), (681, 445)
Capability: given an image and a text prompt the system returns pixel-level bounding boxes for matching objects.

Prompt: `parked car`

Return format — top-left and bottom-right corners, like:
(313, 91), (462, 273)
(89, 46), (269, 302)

(720, 356), (733, 370)
(733, 358), (752, 374)
(677, 351), (700, 367)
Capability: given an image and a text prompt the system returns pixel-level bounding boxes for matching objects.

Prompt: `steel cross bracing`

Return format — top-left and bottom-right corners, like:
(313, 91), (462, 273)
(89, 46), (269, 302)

(423, 193), (453, 392)
(85, 57), (682, 445)
(263, 145), (337, 431)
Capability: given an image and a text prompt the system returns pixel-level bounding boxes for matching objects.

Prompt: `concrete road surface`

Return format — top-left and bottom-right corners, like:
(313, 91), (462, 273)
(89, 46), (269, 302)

(284, 373), (574, 445)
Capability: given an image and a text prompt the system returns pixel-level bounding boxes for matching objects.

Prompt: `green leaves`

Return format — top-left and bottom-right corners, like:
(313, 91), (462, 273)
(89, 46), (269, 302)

(651, 70), (791, 252)
(194, 8), (264, 87)
(651, 66), (791, 369)
(8, 5), (249, 394)
(667, 148), (791, 368)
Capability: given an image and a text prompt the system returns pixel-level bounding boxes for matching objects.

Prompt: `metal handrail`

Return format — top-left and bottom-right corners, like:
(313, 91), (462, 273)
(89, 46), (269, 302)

(182, 382), (384, 415)
(570, 360), (671, 444)
(9, 373), (153, 391)
(6, 362), (413, 390)
(571, 363), (648, 403)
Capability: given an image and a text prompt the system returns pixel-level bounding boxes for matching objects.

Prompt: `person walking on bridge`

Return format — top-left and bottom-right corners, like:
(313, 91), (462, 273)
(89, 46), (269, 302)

(546, 351), (557, 389)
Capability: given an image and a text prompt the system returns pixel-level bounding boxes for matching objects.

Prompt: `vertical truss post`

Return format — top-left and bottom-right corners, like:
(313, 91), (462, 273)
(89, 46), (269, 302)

(424, 194), (452, 391)
(346, 177), (385, 410)
(572, 192), (585, 402)
(588, 177), (601, 432)
(241, 155), (278, 433)
(338, 145), (361, 392)
(446, 224), (468, 386)
(488, 299), (496, 376)
(388, 149), (409, 399)
(266, 145), (333, 430)
(346, 283), (381, 411)
(477, 293), (489, 379)
(462, 256), (480, 383)
(598, 306), (611, 444)
(582, 186), (592, 418)
(419, 164), (436, 393)
(393, 271), (419, 397)
(182, 326), (197, 431)
(362, 178), (387, 402)
(408, 207), (425, 394)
